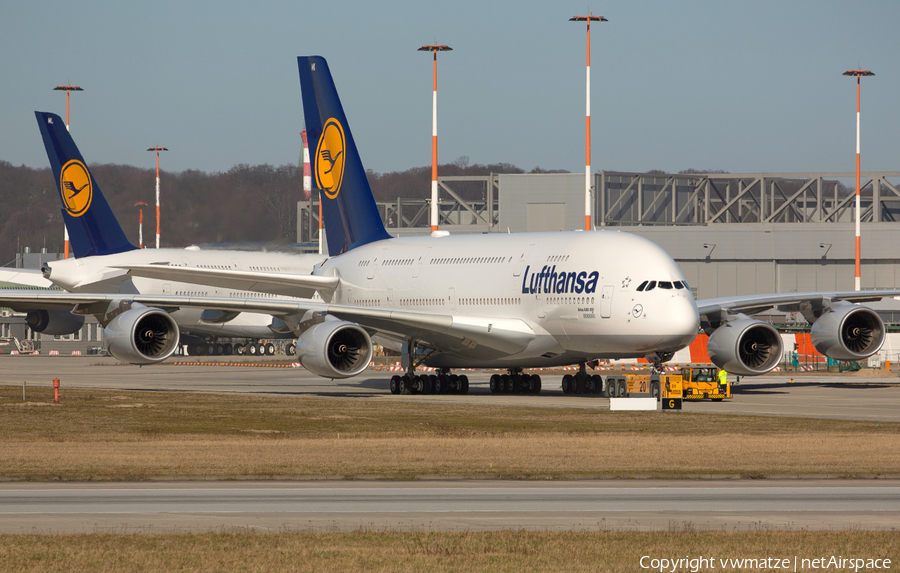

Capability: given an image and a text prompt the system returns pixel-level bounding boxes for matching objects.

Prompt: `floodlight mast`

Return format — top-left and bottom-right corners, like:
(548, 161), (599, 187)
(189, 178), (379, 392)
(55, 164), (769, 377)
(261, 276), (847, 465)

(418, 44), (453, 233)
(842, 69), (874, 291)
(53, 84), (83, 259)
(147, 146), (168, 249)
(570, 14), (607, 231)
(134, 202), (147, 249)
(301, 129), (323, 254)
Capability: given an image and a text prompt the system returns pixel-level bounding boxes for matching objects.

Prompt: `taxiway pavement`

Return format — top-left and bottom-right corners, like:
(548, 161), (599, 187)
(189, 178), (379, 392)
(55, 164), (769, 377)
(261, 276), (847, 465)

(1, 480), (898, 533)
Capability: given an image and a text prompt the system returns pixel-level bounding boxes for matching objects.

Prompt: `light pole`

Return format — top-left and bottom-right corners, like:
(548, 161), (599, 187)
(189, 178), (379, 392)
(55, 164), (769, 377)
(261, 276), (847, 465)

(570, 14), (607, 231)
(135, 202), (147, 249)
(53, 84), (83, 132)
(54, 84), (83, 258)
(147, 146), (168, 249)
(418, 44), (452, 233)
(301, 129), (322, 254)
(842, 68), (874, 291)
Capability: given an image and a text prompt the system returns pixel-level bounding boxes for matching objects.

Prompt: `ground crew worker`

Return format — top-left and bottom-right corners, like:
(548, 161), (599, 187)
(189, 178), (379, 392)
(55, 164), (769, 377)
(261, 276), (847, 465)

(717, 369), (728, 394)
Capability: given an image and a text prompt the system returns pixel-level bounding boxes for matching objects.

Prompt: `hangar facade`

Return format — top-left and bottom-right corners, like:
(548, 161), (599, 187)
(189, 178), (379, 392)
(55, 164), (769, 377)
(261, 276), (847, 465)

(299, 170), (900, 307)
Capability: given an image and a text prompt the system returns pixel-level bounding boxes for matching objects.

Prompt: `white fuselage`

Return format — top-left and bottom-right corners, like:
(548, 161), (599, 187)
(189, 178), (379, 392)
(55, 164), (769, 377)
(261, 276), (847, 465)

(45, 247), (326, 339)
(316, 230), (700, 368)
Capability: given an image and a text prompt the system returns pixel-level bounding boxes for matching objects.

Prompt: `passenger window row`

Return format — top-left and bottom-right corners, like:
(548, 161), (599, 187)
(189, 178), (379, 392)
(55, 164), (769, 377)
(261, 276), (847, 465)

(635, 280), (689, 292)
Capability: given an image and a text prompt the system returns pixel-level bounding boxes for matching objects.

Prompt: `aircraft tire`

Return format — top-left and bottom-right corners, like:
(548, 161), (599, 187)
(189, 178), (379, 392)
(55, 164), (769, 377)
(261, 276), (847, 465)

(531, 375), (542, 394)
(215, 344), (224, 355)
(561, 374), (573, 394)
(287, 343), (296, 356)
(399, 375), (411, 395)
(459, 375), (469, 394)
(265, 343), (275, 355)
(431, 375), (442, 394)
(511, 376), (521, 394)
(573, 375), (583, 395)
(234, 344), (244, 355)
(390, 375), (401, 395)
(489, 374), (500, 394)
(248, 344), (257, 356)
(421, 375), (433, 394)
(591, 375), (603, 395)
(500, 375), (511, 394)
(438, 374), (450, 394)
(224, 343), (233, 356)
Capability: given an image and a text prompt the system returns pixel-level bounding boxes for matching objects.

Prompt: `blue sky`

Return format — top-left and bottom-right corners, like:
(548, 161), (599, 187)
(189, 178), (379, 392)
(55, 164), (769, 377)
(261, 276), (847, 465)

(1, 1), (898, 175)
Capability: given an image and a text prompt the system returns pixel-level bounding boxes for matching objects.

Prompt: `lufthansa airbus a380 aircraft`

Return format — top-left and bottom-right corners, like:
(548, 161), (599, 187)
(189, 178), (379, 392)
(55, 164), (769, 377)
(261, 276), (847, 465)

(1, 55), (895, 396)
(0, 111), (326, 354)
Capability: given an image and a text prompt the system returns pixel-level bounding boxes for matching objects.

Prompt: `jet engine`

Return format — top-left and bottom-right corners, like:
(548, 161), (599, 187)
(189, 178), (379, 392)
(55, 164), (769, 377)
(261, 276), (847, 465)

(295, 320), (373, 379)
(810, 303), (884, 360)
(103, 306), (180, 365)
(25, 310), (85, 336)
(707, 317), (782, 375)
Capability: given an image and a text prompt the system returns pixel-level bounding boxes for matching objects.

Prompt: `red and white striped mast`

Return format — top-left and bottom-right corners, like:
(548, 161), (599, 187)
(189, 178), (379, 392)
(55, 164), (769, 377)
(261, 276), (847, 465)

(570, 14), (607, 231)
(134, 202), (147, 249)
(147, 146), (168, 249)
(418, 44), (452, 233)
(843, 68), (874, 291)
(301, 129), (322, 254)
(54, 84), (83, 258)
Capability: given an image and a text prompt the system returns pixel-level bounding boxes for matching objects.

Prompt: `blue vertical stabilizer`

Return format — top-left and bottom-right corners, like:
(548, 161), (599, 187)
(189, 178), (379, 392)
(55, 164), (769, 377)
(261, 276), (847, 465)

(35, 111), (136, 258)
(298, 56), (391, 256)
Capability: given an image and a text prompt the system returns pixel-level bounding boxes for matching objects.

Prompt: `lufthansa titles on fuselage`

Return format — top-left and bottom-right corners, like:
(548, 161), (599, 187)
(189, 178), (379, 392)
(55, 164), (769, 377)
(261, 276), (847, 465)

(521, 265), (599, 295)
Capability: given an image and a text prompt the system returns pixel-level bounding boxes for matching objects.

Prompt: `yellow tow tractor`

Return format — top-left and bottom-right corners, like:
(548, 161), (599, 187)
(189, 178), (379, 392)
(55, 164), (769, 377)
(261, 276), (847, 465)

(678, 366), (731, 401)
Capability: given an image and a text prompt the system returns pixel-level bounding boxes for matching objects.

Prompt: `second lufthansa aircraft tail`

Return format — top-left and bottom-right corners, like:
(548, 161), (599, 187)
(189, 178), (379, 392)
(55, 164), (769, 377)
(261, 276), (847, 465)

(298, 56), (391, 257)
(35, 111), (137, 258)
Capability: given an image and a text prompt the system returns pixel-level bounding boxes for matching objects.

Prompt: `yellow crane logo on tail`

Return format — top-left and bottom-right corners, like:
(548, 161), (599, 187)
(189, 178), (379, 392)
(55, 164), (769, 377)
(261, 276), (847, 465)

(315, 118), (345, 200)
(59, 160), (93, 217)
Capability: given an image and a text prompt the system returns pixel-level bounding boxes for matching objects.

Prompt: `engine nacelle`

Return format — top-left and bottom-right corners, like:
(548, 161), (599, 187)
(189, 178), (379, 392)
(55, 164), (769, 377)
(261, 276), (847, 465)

(707, 317), (782, 376)
(26, 310), (85, 335)
(811, 304), (884, 360)
(104, 306), (180, 365)
(295, 320), (373, 379)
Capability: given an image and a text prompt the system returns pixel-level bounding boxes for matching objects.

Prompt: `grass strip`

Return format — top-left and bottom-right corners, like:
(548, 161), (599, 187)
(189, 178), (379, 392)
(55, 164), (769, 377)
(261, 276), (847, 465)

(0, 530), (897, 573)
(1, 386), (898, 480)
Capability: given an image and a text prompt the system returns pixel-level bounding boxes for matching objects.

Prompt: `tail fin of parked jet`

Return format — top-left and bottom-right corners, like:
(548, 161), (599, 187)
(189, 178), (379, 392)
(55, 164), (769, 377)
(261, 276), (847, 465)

(297, 56), (391, 256)
(35, 111), (137, 258)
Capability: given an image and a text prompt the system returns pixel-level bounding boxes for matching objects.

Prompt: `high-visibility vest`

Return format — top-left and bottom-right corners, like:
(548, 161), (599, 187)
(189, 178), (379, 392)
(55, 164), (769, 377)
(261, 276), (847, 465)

(717, 370), (728, 385)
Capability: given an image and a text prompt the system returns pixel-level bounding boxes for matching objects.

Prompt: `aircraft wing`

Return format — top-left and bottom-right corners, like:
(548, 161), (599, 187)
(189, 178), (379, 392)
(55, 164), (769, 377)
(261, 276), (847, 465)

(0, 292), (534, 355)
(116, 264), (339, 299)
(0, 268), (54, 289)
(696, 290), (900, 319)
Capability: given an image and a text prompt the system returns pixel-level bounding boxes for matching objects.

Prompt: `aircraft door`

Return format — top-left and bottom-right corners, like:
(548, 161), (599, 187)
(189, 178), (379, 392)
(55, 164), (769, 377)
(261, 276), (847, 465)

(600, 285), (614, 318)
(367, 248), (385, 280)
(412, 248), (431, 278)
(448, 287), (457, 312)
(513, 245), (534, 277)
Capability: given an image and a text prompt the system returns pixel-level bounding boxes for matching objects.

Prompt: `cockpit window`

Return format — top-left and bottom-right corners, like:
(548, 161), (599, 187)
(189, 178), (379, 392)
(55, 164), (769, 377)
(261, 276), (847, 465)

(636, 280), (648, 292)
(673, 281), (684, 289)
(645, 281), (657, 291)
(659, 281), (673, 289)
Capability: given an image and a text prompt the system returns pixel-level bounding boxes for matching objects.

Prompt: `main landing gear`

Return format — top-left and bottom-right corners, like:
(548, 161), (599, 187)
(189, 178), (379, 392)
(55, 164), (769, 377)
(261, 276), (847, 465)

(561, 362), (606, 396)
(489, 369), (542, 395)
(389, 368), (470, 395)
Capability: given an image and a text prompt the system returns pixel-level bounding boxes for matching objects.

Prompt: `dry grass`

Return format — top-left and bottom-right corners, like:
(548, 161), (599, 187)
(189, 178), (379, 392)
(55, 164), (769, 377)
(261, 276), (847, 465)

(0, 530), (897, 572)
(1, 385), (898, 479)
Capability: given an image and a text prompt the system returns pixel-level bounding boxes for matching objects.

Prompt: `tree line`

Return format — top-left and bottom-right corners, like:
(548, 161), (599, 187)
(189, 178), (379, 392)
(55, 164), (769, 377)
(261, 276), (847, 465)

(0, 158), (561, 266)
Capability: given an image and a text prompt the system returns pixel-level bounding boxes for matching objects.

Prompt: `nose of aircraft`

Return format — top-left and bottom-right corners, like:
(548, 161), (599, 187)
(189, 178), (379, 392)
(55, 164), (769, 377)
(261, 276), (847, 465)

(666, 293), (700, 348)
